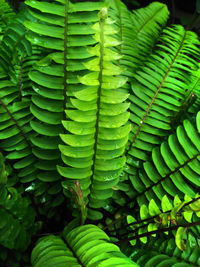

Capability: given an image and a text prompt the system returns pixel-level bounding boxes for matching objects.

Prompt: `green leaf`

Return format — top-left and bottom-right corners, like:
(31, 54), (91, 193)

(140, 204), (149, 220)
(149, 199), (161, 216)
(161, 195), (173, 212)
(183, 211), (193, 222)
(138, 227), (147, 244)
(175, 227), (187, 251)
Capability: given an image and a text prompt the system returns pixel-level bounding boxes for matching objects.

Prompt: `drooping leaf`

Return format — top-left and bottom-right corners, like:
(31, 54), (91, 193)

(31, 224), (138, 267)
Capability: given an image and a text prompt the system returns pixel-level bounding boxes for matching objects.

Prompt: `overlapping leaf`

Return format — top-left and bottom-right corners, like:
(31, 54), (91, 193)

(128, 111), (200, 207)
(0, 45), (44, 166)
(131, 236), (200, 266)
(0, 0), (15, 38)
(123, 195), (200, 248)
(0, 73), (37, 185)
(127, 25), (200, 162)
(123, 25), (200, 206)
(16, 45), (44, 98)
(0, 8), (32, 78)
(107, 0), (169, 83)
(0, 6), (39, 188)
(57, 8), (131, 220)
(25, 0), (104, 185)
(31, 224), (138, 267)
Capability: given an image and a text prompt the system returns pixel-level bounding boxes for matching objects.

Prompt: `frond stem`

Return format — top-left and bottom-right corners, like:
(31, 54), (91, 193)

(63, 0), (69, 120)
(126, 30), (186, 155)
(137, 5), (165, 34)
(132, 152), (199, 202)
(0, 98), (32, 149)
(115, 220), (200, 245)
(88, 15), (104, 208)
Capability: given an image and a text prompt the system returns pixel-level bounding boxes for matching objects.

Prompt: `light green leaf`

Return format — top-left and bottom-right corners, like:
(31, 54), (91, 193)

(183, 211), (193, 222)
(161, 195), (173, 212)
(149, 199), (161, 216)
(140, 204), (149, 220)
(175, 227), (187, 251)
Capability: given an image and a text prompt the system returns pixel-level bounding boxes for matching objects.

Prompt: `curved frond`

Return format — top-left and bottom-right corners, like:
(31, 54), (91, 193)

(0, 0), (15, 34)
(0, 8), (32, 77)
(131, 237), (200, 267)
(0, 74), (37, 184)
(31, 224), (138, 267)
(17, 45), (44, 98)
(130, 110), (200, 206)
(126, 25), (200, 163)
(121, 195), (200, 249)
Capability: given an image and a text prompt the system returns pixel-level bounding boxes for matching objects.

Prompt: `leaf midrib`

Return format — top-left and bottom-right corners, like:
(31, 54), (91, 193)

(88, 17), (104, 203)
(64, 237), (85, 267)
(135, 151), (199, 201)
(136, 5), (165, 34)
(63, 0), (69, 119)
(127, 30), (187, 154)
(0, 98), (31, 149)
(115, 0), (122, 66)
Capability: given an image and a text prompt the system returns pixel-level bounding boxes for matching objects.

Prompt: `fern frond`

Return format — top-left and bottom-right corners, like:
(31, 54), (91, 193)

(25, 0), (104, 184)
(0, 11), (44, 196)
(31, 224), (138, 267)
(107, 1), (169, 82)
(57, 8), (131, 220)
(114, 25), (200, 212)
(16, 45), (44, 98)
(122, 195), (200, 248)
(0, 74), (37, 184)
(0, 8), (32, 77)
(127, 25), (200, 162)
(0, 0), (15, 32)
(129, 110), (200, 206)
(131, 1), (169, 58)
(131, 237), (200, 266)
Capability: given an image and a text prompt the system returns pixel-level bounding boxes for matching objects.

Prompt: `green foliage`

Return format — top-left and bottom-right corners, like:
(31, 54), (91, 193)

(0, 0), (15, 37)
(131, 237), (200, 266)
(0, 185), (36, 251)
(130, 111), (200, 206)
(0, 0), (200, 266)
(126, 194), (200, 249)
(32, 224), (138, 266)
(58, 9), (131, 220)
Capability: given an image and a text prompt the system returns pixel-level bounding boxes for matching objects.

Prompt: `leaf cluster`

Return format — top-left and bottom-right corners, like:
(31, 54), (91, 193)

(0, 0), (200, 266)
